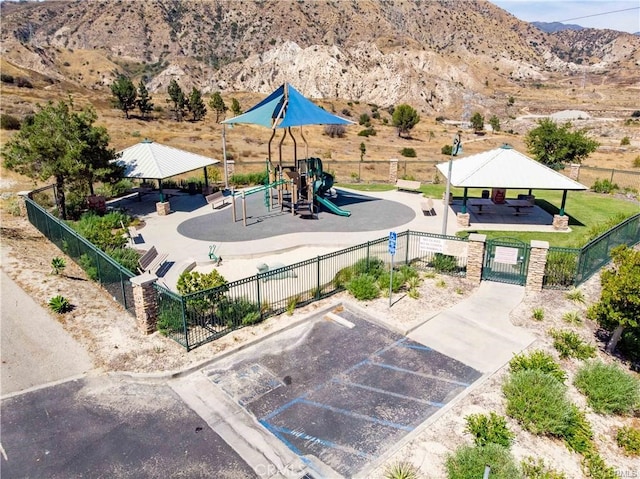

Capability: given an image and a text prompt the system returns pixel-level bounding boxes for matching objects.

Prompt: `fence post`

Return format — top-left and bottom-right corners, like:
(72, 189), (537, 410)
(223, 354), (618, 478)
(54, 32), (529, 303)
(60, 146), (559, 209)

(467, 233), (486, 284)
(256, 274), (262, 321)
(316, 256), (321, 299)
(366, 241), (370, 270)
(17, 191), (30, 216)
(405, 231), (410, 265)
(389, 158), (399, 183)
(526, 240), (549, 292)
(130, 273), (159, 335)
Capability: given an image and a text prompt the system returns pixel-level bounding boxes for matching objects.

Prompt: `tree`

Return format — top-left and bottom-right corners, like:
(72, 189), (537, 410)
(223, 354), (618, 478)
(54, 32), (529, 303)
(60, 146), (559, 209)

(489, 115), (501, 132)
(392, 104), (420, 138)
(110, 75), (137, 119)
(231, 97), (242, 116)
(358, 142), (366, 182)
(470, 112), (484, 132)
(525, 118), (599, 168)
(167, 79), (186, 121)
(136, 80), (154, 119)
(588, 245), (640, 354)
(2, 99), (121, 220)
(187, 87), (207, 121)
(208, 91), (227, 123)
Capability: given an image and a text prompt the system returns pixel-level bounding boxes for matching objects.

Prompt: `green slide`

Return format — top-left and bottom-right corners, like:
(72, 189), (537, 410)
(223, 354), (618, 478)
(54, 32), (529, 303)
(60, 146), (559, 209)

(315, 195), (351, 217)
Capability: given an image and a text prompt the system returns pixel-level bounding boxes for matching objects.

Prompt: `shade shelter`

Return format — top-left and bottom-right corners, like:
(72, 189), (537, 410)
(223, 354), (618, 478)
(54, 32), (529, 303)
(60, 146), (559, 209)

(114, 139), (219, 204)
(436, 144), (587, 228)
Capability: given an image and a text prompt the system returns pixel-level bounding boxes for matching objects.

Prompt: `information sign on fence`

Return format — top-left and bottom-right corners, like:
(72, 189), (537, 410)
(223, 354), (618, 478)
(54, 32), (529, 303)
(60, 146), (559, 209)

(494, 246), (519, 265)
(419, 236), (444, 253)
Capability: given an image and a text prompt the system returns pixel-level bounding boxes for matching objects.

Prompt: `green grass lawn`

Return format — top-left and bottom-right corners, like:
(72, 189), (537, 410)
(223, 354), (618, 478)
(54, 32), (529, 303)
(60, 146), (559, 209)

(338, 183), (638, 247)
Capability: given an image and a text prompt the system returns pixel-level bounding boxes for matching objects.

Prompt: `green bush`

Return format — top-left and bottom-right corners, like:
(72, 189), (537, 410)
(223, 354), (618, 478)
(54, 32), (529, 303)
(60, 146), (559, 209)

(48, 295), (72, 314)
(591, 178), (619, 194)
(333, 266), (355, 288)
(616, 426), (640, 455)
(509, 350), (567, 383)
(78, 253), (99, 281)
(216, 297), (261, 326)
(377, 270), (406, 293)
(358, 113), (371, 126)
(352, 257), (385, 277)
(71, 211), (130, 251)
(503, 369), (572, 436)
(521, 456), (567, 479)
(400, 147), (417, 158)
(465, 412), (514, 448)
(544, 251), (577, 287)
(399, 264), (419, 280)
(347, 274), (380, 300)
(445, 443), (522, 479)
(441, 144), (453, 155)
(176, 270), (227, 295)
(0, 113), (21, 130)
(157, 300), (184, 335)
(430, 253), (458, 273)
(532, 307), (545, 321)
(51, 256), (67, 275)
(384, 461), (418, 479)
(107, 247), (141, 273)
(620, 136), (631, 146)
(1, 73), (14, 83)
(581, 449), (618, 479)
(230, 171), (268, 185)
(573, 361), (640, 415)
(618, 328), (640, 363)
(358, 127), (376, 137)
(585, 213), (628, 242)
(549, 329), (597, 360)
(563, 405), (593, 454)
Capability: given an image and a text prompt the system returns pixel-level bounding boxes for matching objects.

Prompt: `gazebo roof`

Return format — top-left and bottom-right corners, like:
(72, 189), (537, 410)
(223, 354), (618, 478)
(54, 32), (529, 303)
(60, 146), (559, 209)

(436, 145), (587, 190)
(114, 140), (219, 180)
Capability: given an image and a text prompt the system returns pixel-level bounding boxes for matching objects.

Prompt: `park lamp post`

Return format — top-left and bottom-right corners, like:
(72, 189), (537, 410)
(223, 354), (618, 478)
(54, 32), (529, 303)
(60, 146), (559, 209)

(441, 133), (461, 235)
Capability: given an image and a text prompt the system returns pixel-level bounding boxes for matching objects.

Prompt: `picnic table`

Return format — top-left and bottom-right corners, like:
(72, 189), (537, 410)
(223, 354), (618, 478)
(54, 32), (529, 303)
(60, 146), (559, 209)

(506, 199), (535, 215)
(468, 198), (495, 214)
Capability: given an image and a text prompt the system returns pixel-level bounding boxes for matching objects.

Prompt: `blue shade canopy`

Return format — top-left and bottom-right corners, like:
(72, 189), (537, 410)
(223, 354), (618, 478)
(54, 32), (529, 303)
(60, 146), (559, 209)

(222, 83), (353, 128)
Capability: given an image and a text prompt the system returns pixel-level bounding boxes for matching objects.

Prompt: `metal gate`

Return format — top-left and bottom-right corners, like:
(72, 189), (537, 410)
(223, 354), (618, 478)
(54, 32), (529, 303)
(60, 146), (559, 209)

(482, 237), (530, 285)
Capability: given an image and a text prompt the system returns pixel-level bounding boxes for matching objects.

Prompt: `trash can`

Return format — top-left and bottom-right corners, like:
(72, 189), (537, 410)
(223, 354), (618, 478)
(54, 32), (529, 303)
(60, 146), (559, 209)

(188, 182), (197, 195)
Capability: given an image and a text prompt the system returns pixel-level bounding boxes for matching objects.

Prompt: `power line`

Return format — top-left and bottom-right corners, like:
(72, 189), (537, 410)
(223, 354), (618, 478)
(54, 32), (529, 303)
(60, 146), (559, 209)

(557, 6), (639, 24)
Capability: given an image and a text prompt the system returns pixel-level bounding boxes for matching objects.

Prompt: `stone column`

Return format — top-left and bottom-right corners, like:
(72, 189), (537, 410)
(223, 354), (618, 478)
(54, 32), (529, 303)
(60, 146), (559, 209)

(553, 214), (569, 230)
(131, 273), (159, 334)
(568, 163), (580, 181)
(526, 240), (549, 292)
(466, 233), (486, 284)
(156, 201), (170, 216)
(17, 191), (31, 216)
(457, 212), (470, 227)
(389, 158), (398, 183)
(227, 159), (235, 180)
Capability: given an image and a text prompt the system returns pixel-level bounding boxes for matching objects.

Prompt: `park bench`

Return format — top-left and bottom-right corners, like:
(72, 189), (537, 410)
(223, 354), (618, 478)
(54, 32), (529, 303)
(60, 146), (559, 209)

(121, 221), (141, 245)
(206, 191), (229, 209)
(421, 198), (436, 216)
(396, 179), (421, 192)
(137, 246), (168, 275)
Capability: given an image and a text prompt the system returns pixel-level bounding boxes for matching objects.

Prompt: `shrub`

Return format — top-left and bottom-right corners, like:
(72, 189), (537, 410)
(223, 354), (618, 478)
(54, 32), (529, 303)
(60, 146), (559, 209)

(441, 144), (453, 155)
(49, 295), (72, 313)
(620, 136), (631, 146)
(573, 361), (640, 415)
(352, 257), (385, 277)
(532, 307), (545, 321)
(377, 270), (406, 294)
(616, 426), (640, 455)
(430, 253), (458, 273)
(521, 457), (567, 479)
(592, 178), (618, 194)
(286, 295), (300, 316)
(15, 77), (33, 88)
(358, 113), (371, 126)
(384, 461), (418, 479)
(563, 405), (593, 454)
(549, 329), (597, 360)
(230, 171), (268, 185)
(1, 73), (14, 83)
(216, 297), (261, 326)
(358, 127), (376, 137)
(509, 350), (566, 383)
(177, 270), (227, 295)
(324, 124), (346, 138)
(503, 369), (572, 436)
(562, 311), (582, 324)
(157, 300), (184, 335)
(400, 147), (416, 158)
(465, 412), (514, 448)
(634, 156), (640, 168)
(0, 113), (21, 130)
(72, 211), (130, 251)
(445, 443), (522, 479)
(107, 247), (141, 273)
(565, 288), (585, 303)
(632, 110), (640, 118)
(347, 274), (380, 300)
(544, 251), (577, 287)
(581, 449), (618, 479)
(333, 266), (355, 288)
(78, 253), (99, 281)
(51, 257), (67, 275)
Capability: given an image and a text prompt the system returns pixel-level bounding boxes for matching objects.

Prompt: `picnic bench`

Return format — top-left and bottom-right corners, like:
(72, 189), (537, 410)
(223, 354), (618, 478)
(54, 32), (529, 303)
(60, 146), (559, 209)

(421, 198), (436, 216)
(396, 179), (421, 192)
(206, 191), (229, 209)
(138, 246), (168, 275)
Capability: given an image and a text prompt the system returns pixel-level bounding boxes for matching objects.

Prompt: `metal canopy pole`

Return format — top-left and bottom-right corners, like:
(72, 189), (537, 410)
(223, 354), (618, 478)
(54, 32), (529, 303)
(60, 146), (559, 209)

(222, 125), (229, 190)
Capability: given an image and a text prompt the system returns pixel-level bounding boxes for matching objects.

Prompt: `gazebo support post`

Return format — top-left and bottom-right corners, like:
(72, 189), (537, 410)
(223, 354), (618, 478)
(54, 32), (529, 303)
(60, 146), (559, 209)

(559, 189), (567, 216)
(462, 188), (468, 214)
(203, 166), (209, 192)
(158, 179), (165, 202)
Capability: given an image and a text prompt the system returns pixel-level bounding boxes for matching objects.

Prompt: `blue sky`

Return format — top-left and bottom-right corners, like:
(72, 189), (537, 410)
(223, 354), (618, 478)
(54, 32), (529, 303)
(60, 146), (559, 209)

(491, 0), (640, 33)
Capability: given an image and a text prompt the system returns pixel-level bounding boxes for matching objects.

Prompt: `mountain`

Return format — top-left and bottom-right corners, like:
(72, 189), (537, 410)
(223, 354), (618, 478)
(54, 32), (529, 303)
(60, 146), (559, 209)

(532, 21), (585, 33)
(0, 0), (639, 115)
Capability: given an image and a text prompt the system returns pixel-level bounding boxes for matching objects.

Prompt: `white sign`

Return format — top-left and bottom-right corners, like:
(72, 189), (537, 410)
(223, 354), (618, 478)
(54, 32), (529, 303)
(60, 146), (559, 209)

(494, 246), (519, 265)
(419, 237), (444, 253)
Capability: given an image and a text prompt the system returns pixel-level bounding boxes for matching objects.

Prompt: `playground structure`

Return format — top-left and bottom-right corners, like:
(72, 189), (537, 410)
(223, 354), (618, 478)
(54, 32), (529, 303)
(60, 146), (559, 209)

(222, 83), (354, 226)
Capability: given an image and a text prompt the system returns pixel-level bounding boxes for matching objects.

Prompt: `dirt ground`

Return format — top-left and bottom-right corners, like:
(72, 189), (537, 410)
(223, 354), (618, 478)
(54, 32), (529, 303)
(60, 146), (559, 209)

(1, 195), (638, 478)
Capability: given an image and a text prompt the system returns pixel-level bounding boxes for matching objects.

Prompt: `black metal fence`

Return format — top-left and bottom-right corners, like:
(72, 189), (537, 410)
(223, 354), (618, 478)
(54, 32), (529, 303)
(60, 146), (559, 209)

(155, 230), (469, 350)
(543, 213), (640, 289)
(25, 188), (136, 315)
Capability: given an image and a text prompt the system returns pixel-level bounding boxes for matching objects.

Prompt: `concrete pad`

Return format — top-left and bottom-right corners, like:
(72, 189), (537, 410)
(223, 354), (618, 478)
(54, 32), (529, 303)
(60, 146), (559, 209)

(408, 282), (536, 373)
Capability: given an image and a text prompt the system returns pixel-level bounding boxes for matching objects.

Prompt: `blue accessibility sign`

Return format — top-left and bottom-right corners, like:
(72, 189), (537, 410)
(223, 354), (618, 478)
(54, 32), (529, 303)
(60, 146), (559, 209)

(388, 231), (397, 255)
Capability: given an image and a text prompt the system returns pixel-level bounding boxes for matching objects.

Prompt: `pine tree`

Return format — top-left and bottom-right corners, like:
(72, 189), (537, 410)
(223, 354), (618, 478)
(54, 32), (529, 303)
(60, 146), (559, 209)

(231, 98), (242, 116)
(167, 79), (186, 121)
(392, 104), (420, 138)
(209, 92), (227, 123)
(136, 80), (154, 119)
(110, 75), (137, 119)
(187, 87), (207, 121)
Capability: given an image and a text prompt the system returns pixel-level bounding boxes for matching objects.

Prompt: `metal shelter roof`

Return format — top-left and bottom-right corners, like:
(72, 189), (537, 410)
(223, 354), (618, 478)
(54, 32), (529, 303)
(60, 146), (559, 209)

(436, 145), (588, 190)
(114, 140), (219, 180)
(221, 83), (353, 128)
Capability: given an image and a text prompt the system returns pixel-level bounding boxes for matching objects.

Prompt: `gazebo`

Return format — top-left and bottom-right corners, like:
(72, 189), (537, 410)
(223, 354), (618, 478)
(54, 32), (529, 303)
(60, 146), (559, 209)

(114, 140), (219, 214)
(436, 144), (588, 229)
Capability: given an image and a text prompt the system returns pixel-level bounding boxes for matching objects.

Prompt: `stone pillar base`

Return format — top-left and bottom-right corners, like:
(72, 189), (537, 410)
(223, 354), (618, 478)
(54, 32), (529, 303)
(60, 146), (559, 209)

(17, 191), (31, 216)
(131, 273), (159, 334)
(457, 212), (470, 227)
(467, 233), (486, 284)
(156, 201), (170, 216)
(389, 158), (399, 184)
(526, 240), (550, 292)
(553, 214), (569, 230)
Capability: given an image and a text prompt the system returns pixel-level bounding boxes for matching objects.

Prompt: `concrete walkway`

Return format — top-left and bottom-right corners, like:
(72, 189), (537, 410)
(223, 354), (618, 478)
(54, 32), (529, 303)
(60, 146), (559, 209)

(0, 271), (93, 395)
(408, 281), (536, 373)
